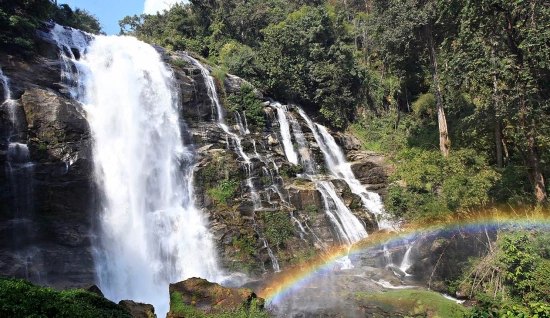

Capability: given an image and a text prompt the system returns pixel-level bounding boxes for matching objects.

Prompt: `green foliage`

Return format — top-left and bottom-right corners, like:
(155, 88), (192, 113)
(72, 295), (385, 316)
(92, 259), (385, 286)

(305, 205), (318, 216)
(227, 83), (266, 129)
(388, 148), (499, 221)
(211, 67), (227, 89)
(279, 164), (302, 179)
(206, 179), (238, 205)
(260, 212), (295, 247)
(170, 292), (269, 318)
(349, 113), (411, 153)
(230, 234), (262, 274)
(0, 0), (51, 55)
(290, 249), (316, 264)
(462, 231), (550, 317)
(412, 93), (436, 118)
(49, 4), (102, 34)
(218, 41), (263, 83)
(258, 5), (359, 127)
(354, 290), (468, 318)
(170, 59), (187, 68)
(0, 1), (102, 56)
(0, 277), (133, 318)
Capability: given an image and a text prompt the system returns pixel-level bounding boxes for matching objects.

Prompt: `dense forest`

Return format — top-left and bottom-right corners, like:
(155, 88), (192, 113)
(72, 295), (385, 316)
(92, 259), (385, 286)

(117, 0), (549, 210)
(1, 0), (550, 317)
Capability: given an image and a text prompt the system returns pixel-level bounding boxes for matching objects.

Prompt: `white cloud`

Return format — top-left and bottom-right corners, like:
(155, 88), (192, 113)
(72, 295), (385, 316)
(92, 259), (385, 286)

(143, 0), (182, 14)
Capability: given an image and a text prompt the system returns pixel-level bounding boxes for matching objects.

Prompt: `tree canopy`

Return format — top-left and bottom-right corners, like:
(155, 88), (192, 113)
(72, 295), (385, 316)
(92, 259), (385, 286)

(0, 0), (102, 55)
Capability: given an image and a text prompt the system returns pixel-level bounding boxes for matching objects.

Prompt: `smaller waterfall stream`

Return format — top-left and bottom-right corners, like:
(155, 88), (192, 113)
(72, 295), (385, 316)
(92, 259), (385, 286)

(187, 55), (281, 271)
(314, 124), (397, 231)
(274, 102), (299, 165)
(399, 244), (413, 274)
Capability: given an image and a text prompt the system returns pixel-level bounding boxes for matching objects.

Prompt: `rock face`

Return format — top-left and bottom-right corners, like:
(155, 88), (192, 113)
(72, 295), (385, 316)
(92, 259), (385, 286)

(168, 277), (263, 317)
(0, 27), (392, 289)
(119, 300), (157, 318)
(409, 228), (495, 294)
(0, 52), (95, 289)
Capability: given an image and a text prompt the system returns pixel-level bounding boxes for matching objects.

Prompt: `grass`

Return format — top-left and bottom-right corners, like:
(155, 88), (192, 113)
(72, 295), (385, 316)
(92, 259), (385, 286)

(354, 290), (468, 318)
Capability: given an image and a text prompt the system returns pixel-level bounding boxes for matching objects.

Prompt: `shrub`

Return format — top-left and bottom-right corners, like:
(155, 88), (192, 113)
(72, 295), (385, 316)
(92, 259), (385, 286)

(388, 148), (499, 221)
(260, 212), (295, 247)
(206, 179), (238, 205)
(227, 83), (266, 130)
(0, 277), (132, 318)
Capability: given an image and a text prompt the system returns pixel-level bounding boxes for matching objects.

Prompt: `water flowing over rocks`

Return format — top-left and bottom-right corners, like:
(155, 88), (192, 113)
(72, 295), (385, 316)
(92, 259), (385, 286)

(0, 23), (412, 316)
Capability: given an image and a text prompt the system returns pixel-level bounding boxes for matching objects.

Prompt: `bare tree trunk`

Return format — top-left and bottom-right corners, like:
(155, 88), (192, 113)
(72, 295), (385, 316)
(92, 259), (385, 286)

(527, 135), (548, 203)
(494, 119), (504, 168)
(427, 25), (450, 157)
(491, 45), (504, 168)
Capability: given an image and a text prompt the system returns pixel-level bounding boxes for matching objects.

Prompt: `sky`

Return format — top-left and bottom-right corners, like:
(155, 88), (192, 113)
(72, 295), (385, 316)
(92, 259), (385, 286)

(58, 0), (184, 35)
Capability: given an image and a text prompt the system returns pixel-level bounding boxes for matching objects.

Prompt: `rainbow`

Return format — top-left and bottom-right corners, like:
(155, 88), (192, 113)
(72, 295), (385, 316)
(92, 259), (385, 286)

(257, 210), (550, 304)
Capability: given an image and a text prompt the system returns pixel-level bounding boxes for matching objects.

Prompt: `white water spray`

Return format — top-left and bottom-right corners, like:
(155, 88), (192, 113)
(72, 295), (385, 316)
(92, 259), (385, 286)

(50, 28), (222, 315)
(399, 242), (413, 274)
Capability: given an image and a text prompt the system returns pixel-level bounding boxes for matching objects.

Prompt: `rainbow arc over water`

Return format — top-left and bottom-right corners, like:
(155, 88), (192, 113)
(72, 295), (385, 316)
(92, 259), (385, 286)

(257, 210), (550, 304)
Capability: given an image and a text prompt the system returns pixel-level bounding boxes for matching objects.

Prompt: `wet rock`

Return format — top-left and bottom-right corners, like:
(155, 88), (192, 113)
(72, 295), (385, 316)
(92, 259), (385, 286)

(119, 300), (157, 318)
(288, 182), (323, 210)
(168, 277), (264, 316)
(81, 284), (104, 297)
(336, 133), (362, 151)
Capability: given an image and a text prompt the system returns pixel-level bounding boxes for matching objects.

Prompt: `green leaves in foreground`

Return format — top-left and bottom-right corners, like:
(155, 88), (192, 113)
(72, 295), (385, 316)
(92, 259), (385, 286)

(0, 277), (132, 318)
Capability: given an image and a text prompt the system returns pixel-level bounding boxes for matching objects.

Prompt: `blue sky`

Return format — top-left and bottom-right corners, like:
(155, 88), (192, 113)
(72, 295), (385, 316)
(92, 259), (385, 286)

(59, 0), (184, 35)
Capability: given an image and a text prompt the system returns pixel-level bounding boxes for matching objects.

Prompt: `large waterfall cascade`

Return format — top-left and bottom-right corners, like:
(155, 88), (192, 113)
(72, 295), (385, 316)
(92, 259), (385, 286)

(50, 26), (222, 315)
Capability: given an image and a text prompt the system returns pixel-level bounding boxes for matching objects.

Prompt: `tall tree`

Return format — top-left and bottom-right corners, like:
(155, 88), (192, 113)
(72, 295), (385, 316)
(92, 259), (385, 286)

(446, 0), (550, 203)
(259, 5), (360, 127)
(370, 0), (451, 156)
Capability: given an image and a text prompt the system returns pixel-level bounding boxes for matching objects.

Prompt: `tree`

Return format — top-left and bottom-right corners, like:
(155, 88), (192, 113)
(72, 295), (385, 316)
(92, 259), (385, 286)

(446, 0), (550, 203)
(0, 0), (55, 54)
(370, 0), (452, 156)
(50, 4), (102, 34)
(259, 5), (360, 127)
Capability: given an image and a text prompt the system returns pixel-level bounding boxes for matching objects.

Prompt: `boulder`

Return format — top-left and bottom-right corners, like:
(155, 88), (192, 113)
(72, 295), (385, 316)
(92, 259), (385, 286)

(119, 300), (156, 318)
(168, 277), (264, 316)
(81, 284), (104, 297)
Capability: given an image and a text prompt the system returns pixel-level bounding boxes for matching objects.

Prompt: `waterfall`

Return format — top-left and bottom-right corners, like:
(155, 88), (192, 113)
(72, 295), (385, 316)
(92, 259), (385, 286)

(1, 68), (20, 137)
(50, 24), (91, 99)
(297, 108), (397, 231)
(399, 241), (413, 274)
(316, 181), (367, 244)
(1, 67), (44, 283)
(272, 103), (367, 245)
(273, 102), (298, 165)
(315, 124), (396, 231)
(50, 27), (222, 315)
(186, 55), (281, 271)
